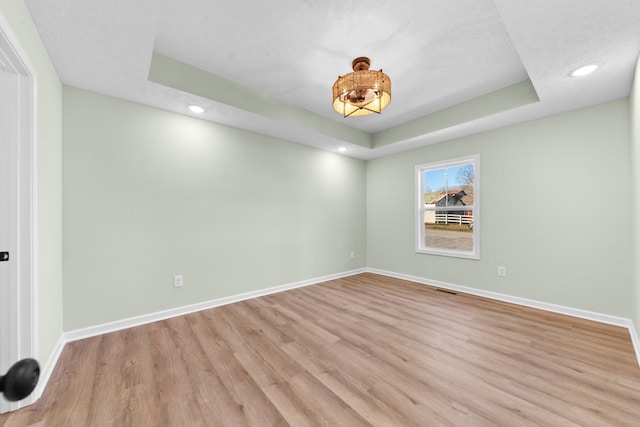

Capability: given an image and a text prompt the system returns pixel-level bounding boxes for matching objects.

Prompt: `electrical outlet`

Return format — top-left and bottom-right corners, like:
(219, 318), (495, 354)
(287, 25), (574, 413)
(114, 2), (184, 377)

(497, 266), (507, 277)
(174, 275), (183, 288)
(350, 251), (356, 260)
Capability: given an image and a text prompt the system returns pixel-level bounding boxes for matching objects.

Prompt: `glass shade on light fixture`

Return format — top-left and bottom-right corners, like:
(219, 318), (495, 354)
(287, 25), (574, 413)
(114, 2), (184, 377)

(332, 57), (391, 117)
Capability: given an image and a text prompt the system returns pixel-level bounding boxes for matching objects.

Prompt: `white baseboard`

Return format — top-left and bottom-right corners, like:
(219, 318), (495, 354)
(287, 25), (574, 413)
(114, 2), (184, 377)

(28, 268), (365, 402)
(65, 268), (367, 343)
(368, 268), (640, 368)
(628, 322), (640, 368)
(32, 334), (66, 401)
(29, 266), (640, 403)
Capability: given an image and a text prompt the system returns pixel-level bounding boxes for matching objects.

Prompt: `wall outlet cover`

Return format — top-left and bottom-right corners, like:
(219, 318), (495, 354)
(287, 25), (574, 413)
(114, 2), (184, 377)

(174, 275), (183, 287)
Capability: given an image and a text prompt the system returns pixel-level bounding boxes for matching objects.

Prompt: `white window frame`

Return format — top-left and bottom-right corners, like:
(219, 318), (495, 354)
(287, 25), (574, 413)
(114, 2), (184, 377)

(415, 155), (480, 259)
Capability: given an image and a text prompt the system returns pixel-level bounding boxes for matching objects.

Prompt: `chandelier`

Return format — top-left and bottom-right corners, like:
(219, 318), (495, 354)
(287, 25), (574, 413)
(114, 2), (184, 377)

(332, 57), (391, 117)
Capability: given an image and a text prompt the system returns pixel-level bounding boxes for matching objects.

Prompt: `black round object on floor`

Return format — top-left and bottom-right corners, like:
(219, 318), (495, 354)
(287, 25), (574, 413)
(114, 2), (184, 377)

(0, 358), (40, 402)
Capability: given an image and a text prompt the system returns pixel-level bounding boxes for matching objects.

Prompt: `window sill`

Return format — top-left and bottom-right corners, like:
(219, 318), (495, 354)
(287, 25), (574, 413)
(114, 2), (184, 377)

(416, 248), (480, 260)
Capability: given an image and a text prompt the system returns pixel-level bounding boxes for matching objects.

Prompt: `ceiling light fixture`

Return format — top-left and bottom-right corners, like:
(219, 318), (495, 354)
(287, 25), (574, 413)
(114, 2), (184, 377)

(570, 64), (600, 77)
(188, 105), (205, 113)
(337, 147), (347, 153)
(332, 57), (391, 117)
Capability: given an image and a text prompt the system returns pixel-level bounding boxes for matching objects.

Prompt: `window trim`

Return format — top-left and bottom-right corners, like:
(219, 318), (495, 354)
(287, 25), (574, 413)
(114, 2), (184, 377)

(415, 154), (480, 259)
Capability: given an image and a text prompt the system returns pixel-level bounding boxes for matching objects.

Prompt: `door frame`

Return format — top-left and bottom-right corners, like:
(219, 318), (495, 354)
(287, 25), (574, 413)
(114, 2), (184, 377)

(0, 12), (37, 413)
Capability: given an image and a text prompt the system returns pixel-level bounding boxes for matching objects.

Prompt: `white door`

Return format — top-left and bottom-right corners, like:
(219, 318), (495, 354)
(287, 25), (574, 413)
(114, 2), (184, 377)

(0, 17), (36, 413)
(0, 55), (19, 416)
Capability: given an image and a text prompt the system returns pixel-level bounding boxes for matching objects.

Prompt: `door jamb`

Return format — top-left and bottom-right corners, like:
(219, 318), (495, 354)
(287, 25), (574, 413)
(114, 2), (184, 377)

(0, 11), (38, 412)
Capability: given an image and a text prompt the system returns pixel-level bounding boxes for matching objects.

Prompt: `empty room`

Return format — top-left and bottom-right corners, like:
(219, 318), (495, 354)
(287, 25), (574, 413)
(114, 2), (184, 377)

(1, 0), (640, 425)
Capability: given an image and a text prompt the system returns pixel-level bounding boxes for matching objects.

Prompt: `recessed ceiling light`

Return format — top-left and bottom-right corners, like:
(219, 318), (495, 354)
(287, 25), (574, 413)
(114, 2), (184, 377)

(337, 147), (347, 152)
(570, 64), (600, 77)
(188, 105), (205, 113)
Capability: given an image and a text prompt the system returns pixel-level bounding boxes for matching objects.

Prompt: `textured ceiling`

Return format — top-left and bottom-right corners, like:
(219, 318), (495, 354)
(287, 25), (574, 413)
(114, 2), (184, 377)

(24, 0), (640, 159)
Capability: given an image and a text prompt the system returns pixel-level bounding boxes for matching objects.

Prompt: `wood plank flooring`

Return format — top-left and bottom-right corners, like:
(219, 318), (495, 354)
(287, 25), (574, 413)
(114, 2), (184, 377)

(1, 273), (639, 426)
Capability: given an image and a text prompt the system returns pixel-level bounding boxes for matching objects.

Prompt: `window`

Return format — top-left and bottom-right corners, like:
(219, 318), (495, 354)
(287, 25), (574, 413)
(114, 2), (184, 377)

(416, 155), (479, 259)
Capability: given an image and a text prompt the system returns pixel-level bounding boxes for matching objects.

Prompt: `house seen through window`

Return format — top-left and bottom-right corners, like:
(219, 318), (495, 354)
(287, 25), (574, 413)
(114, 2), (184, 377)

(416, 155), (479, 259)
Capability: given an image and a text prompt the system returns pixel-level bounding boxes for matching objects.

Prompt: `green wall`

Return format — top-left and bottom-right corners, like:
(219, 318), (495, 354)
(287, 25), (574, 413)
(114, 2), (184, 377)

(63, 88), (637, 331)
(0, 1), (63, 365)
(368, 99), (634, 318)
(62, 87), (367, 330)
(631, 56), (640, 342)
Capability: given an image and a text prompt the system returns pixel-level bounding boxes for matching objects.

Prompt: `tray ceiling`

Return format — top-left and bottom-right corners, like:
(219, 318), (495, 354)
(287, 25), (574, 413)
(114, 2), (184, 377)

(25, 0), (640, 159)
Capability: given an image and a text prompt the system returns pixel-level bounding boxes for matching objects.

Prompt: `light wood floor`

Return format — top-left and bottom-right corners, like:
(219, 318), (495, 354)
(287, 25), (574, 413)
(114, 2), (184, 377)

(1, 273), (639, 426)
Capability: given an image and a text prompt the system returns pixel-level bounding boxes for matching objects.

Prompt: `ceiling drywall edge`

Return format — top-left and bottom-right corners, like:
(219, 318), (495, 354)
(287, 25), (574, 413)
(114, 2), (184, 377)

(147, 52), (540, 158)
(148, 52), (373, 149)
(372, 80), (540, 148)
